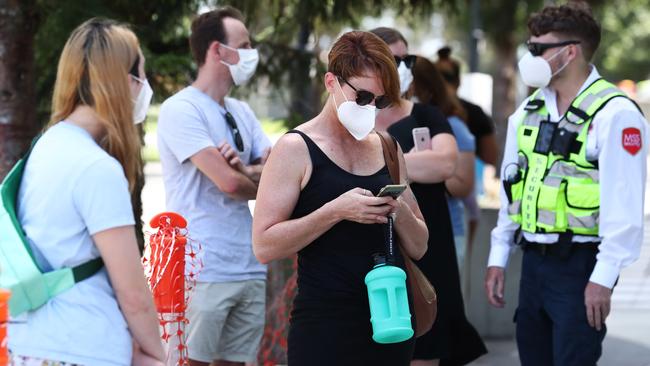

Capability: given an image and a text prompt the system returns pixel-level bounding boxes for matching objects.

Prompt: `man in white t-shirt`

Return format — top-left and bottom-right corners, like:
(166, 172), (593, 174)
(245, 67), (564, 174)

(157, 6), (271, 366)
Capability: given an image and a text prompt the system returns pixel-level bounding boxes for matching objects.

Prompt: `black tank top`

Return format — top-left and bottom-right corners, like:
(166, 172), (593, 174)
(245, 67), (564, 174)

(287, 130), (404, 319)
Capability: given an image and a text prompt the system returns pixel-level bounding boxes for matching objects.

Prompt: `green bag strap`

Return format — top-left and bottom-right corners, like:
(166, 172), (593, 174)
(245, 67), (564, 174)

(23, 133), (105, 282)
(18, 133), (42, 165)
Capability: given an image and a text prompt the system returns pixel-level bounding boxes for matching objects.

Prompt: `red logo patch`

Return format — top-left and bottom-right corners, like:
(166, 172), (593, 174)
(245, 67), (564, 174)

(622, 127), (642, 155)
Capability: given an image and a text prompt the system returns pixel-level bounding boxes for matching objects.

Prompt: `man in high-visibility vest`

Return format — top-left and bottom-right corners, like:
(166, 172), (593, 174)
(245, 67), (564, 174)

(485, 3), (647, 365)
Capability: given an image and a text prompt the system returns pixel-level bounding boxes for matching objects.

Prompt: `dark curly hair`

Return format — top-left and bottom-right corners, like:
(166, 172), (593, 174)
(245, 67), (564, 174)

(527, 1), (601, 61)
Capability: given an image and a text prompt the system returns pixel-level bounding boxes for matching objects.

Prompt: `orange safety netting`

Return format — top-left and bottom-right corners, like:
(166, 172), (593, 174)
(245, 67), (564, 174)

(142, 212), (202, 366)
(258, 256), (297, 365)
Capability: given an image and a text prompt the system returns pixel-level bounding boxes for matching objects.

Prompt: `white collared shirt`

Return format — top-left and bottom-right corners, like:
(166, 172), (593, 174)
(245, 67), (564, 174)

(488, 67), (648, 289)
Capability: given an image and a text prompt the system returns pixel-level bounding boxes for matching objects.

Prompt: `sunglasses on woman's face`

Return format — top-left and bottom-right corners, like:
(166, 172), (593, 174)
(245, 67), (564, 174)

(394, 54), (416, 69)
(339, 78), (391, 109)
(526, 40), (580, 57)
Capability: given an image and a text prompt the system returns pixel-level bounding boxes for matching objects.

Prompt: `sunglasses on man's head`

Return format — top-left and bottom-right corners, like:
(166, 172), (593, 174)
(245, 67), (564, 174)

(394, 54), (416, 69)
(526, 40), (580, 57)
(339, 77), (391, 109)
(224, 112), (244, 152)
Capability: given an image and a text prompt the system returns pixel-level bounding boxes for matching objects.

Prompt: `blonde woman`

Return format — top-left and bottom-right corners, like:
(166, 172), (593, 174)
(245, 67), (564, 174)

(8, 18), (164, 366)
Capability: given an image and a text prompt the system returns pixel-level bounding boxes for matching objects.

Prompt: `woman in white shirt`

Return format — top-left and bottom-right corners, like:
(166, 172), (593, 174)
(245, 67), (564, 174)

(9, 18), (164, 366)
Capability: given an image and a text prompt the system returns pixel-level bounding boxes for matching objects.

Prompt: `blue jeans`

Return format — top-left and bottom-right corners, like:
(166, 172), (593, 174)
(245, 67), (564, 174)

(515, 246), (607, 366)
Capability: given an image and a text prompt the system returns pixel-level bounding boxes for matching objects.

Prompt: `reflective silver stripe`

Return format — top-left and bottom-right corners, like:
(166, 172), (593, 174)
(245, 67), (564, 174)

(523, 113), (545, 127)
(574, 87), (621, 116)
(549, 161), (599, 182)
(537, 209), (556, 226)
(557, 119), (585, 134)
(575, 93), (600, 114)
(543, 176), (563, 188)
(568, 212), (599, 229)
(595, 87), (621, 99)
(508, 200), (522, 216)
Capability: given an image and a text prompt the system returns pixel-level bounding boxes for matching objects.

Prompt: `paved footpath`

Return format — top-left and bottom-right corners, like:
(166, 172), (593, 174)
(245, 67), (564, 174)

(468, 223), (650, 366)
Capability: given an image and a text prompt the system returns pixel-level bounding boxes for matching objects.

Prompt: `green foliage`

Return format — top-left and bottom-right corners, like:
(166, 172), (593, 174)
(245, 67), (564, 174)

(593, 0), (650, 81)
(33, 0), (199, 126)
(214, 0), (457, 127)
(29, 0), (650, 132)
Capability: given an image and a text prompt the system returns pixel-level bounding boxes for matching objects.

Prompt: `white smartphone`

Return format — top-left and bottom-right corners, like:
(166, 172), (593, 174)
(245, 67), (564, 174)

(412, 127), (431, 152)
(377, 184), (407, 199)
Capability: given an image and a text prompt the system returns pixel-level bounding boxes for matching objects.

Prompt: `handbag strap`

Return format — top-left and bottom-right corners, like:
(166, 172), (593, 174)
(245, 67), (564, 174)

(376, 131), (400, 184)
(377, 131), (408, 263)
(377, 131), (430, 270)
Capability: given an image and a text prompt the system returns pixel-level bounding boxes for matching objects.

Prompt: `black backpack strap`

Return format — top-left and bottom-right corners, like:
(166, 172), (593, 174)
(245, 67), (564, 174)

(72, 257), (104, 282)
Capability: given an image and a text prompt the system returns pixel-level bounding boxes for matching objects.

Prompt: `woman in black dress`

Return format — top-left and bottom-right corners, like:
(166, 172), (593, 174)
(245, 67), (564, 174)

(371, 27), (487, 366)
(252, 31), (429, 366)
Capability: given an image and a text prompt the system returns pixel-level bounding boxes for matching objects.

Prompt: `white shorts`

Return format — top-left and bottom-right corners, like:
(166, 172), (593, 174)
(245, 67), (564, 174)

(186, 280), (265, 363)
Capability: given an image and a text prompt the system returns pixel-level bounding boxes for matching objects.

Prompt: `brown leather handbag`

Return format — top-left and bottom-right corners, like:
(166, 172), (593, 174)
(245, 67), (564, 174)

(377, 130), (437, 337)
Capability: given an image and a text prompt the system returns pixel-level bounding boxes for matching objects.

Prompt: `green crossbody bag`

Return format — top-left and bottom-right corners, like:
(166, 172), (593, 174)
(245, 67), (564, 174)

(0, 137), (103, 317)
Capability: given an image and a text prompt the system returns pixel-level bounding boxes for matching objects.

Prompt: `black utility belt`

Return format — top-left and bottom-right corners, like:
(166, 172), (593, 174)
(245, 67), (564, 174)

(520, 238), (599, 259)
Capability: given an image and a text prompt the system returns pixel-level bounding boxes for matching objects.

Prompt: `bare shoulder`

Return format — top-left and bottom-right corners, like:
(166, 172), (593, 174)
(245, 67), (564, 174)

(264, 126), (314, 189)
(270, 132), (309, 163)
(268, 122), (316, 169)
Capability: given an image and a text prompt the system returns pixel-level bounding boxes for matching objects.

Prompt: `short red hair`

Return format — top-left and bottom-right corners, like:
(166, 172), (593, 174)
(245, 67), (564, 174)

(327, 31), (401, 107)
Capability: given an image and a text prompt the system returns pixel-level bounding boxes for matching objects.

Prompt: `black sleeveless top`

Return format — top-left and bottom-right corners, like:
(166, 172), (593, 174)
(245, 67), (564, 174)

(287, 130), (415, 366)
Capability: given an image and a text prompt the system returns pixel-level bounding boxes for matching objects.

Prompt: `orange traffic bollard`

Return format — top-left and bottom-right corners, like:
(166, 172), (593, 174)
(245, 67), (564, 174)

(0, 289), (11, 366)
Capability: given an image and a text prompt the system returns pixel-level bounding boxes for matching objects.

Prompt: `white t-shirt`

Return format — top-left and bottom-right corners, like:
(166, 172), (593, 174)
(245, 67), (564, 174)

(158, 86), (271, 282)
(9, 122), (135, 366)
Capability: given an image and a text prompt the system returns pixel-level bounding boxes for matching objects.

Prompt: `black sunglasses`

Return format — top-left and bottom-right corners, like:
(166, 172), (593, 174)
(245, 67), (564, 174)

(224, 112), (244, 152)
(339, 78), (391, 109)
(394, 54), (416, 69)
(526, 40), (580, 57)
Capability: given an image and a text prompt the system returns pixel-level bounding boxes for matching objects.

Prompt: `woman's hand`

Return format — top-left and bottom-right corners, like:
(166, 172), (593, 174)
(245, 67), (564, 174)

(385, 195), (405, 219)
(326, 187), (395, 224)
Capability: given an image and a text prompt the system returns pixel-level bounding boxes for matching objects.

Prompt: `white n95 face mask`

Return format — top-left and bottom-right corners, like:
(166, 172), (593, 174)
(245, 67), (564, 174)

(518, 46), (570, 89)
(398, 61), (414, 95)
(133, 78), (153, 124)
(333, 78), (376, 140)
(220, 44), (259, 86)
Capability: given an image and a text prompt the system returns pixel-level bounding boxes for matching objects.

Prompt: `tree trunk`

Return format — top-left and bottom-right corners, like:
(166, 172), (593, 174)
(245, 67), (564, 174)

(287, 20), (322, 128)
(0, 0), (39, 180)
(491, 38), (517, 174)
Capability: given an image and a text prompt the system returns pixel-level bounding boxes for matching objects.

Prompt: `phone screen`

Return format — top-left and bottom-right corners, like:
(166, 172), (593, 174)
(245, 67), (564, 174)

(377, 184), (407, 198)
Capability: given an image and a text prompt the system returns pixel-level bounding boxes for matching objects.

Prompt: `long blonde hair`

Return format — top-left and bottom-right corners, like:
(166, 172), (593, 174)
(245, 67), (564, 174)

(48, 18), (142, 192)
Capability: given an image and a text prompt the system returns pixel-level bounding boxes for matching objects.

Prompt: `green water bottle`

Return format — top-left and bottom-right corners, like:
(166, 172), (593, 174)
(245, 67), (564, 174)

(364, 216), (414, 344)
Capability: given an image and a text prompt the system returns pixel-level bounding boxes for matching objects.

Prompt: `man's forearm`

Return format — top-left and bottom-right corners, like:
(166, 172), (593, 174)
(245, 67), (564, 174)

(243, 164), (264, 184)
(226, 172), (259, 200)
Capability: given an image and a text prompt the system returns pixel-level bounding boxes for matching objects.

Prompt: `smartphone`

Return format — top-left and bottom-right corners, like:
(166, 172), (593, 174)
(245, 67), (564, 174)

(377, 184), (407, 199)
(412, 127), (431, 152)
